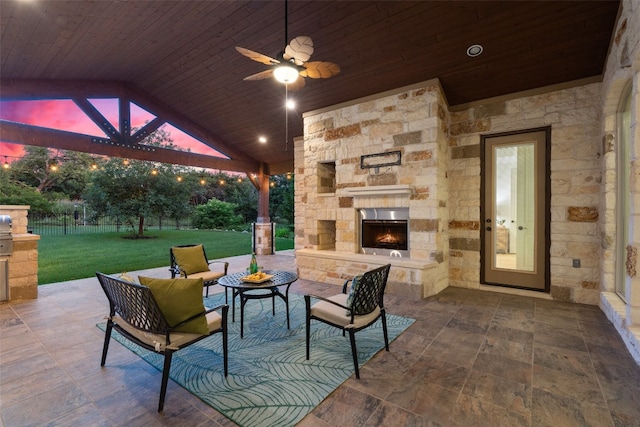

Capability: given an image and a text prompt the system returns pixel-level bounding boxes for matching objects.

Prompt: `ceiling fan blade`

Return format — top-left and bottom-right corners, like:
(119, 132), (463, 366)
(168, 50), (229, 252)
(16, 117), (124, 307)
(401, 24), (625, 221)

(235, 46), (279, 66)
(243, 69), (275, 81)
(301, 61), (341, 79)
(283, 36), (313, 66)
(286, 77), (306, 91)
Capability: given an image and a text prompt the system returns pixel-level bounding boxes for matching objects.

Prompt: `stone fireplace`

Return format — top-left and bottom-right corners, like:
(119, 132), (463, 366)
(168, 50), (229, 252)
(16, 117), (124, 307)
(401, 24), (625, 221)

(294, 81), (450, 299)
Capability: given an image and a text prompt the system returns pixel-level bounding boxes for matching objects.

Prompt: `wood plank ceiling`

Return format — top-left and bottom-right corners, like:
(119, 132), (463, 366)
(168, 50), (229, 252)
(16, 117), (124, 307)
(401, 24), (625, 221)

(0, 1), (620, 174)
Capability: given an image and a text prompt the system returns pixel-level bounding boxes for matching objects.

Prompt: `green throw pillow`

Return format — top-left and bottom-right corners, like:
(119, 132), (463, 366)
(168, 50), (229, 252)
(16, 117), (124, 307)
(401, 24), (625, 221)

(172, 245), (209, 275)
(138, 276), (208, 335)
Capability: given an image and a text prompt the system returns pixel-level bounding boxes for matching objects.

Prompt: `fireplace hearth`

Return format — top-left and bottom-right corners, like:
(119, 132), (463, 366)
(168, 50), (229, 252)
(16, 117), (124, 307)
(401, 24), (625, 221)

(359, 208), (410, 257)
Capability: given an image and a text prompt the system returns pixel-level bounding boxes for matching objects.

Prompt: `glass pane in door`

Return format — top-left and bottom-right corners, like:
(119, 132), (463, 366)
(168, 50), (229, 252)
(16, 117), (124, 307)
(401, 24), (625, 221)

(493, 143), (535, 271)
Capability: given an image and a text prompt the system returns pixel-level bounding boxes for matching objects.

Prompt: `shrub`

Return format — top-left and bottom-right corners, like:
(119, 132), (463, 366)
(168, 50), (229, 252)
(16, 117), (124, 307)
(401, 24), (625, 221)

(0, 179), (53, 214)
(193, 198), (243, 229)
(275, 224), (294, 239)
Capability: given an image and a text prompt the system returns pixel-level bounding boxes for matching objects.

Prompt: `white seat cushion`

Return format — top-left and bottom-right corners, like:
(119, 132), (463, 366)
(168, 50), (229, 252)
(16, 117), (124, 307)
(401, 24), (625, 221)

(310, 294), (381, 329)
(113, 310), (222, 351)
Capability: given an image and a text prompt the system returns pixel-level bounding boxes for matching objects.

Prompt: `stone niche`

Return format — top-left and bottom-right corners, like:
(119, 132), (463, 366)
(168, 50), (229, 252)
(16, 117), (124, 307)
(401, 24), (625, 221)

(0, 205), (39, 301)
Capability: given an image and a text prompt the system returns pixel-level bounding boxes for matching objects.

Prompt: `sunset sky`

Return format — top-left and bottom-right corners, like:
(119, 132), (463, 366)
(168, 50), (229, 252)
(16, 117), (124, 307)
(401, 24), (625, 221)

(0, 98), (225, 162)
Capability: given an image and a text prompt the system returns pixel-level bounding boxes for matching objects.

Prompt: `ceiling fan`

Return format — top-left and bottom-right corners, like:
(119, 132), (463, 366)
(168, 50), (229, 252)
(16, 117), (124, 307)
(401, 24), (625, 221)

(235, 0), (340, 90)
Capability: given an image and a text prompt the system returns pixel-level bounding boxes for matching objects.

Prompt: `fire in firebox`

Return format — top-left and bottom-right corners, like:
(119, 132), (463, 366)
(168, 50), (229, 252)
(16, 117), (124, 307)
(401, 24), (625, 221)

(362, 220), (408, 250)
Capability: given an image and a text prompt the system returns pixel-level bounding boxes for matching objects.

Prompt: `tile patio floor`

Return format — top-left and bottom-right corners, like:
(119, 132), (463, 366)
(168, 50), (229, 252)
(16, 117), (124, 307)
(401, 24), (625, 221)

(1, 251), (640, 426)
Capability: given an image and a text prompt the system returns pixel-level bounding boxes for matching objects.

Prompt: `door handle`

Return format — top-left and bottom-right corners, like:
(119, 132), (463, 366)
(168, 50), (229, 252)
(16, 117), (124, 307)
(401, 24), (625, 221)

(518, 226), (525, 230)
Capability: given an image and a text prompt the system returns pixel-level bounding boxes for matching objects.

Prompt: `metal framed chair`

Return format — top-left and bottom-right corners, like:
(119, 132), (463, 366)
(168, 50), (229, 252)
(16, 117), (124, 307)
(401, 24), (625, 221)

(304, 264), (391, 379)
(169, 244), (229, 299)
(96, 272), (229, 412)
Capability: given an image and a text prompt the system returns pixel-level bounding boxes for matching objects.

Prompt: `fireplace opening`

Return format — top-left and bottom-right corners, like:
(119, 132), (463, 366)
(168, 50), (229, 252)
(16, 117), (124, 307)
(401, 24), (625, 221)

(359, 208), (409, 257)
(362, 220), (408, 250)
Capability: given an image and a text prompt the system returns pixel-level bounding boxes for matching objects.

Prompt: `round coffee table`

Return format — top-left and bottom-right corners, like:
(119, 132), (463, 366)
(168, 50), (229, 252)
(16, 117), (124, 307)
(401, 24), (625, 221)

(218, 270), (298, 338)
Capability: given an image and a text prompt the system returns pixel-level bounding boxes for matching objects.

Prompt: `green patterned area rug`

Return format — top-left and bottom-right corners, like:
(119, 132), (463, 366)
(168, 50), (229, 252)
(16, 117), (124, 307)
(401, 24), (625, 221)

(99, 292), (414, 427)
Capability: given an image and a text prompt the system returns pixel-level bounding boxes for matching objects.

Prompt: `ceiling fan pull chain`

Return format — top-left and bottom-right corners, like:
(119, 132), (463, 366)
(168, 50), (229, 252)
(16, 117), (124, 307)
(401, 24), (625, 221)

(285, 85), (289, 152)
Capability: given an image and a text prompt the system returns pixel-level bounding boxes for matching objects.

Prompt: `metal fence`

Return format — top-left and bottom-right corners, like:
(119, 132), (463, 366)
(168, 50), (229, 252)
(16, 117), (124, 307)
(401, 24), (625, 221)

(28, 210), (194, 236)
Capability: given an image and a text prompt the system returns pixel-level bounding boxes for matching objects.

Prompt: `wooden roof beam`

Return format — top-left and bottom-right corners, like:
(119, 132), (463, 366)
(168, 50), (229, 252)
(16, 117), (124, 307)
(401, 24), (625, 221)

(0, 120), (260, 173)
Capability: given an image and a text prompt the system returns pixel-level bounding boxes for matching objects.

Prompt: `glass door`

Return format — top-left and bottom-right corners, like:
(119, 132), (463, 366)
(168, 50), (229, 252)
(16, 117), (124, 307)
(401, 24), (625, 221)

(481, 128), (549, 291)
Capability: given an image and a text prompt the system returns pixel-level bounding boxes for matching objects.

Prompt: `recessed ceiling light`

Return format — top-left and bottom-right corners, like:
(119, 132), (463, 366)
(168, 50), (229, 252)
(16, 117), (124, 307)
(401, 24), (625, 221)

(286, 99), (296, 110)
(258, 136), (267, 143)
(467, 44), (483, 57)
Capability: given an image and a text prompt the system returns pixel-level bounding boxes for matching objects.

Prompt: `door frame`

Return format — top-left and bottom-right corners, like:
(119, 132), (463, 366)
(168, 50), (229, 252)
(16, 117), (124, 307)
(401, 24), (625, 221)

(615, 83), (632, 300)
(479, 126), (551, 292)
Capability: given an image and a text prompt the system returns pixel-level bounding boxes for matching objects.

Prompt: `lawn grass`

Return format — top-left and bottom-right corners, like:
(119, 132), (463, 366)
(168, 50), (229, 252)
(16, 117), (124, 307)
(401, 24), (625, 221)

(38, 229), (294, 285)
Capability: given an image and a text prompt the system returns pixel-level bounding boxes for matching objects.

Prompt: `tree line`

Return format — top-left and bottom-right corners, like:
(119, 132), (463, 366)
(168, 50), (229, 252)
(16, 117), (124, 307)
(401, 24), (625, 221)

(1, 129), (294, 238)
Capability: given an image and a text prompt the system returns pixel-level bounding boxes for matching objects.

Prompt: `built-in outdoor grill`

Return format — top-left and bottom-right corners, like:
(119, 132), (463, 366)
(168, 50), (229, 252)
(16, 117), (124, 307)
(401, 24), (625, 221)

(0, 215), (11, 301)
(0, 215), (12, 255)
(358, 208), (409, 257)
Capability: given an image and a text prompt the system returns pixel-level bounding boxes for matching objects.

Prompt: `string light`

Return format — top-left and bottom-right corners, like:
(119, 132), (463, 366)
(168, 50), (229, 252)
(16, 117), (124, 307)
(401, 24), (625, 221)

(0, 152), (247, 185)
(2, 153), (102, 171)
(1, 154), (22, 167)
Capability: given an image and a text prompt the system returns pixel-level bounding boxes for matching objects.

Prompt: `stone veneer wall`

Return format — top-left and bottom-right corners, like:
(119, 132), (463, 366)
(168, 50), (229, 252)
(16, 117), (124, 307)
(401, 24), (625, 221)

(448, 84), (604, 304)
(598, 0), (640, 364)
(295, 80), (449, 298)
(0, 205), (39, 300)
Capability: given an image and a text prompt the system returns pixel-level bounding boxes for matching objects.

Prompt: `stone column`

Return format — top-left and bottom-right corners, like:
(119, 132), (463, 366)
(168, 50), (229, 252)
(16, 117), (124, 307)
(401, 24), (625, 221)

(253, 222), (274, 255)
(253, 164), (273, 255)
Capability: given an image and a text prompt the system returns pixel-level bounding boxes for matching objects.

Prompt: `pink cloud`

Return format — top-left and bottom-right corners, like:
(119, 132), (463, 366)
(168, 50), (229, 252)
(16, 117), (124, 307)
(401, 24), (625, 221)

(0, 142), (24, 161)
(0, 100), (105, 135)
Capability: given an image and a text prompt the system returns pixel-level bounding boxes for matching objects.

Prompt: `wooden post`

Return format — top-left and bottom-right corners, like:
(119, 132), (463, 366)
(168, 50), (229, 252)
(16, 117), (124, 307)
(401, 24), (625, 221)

(257, 164), (270, 223)
(254, 164), (273, 255)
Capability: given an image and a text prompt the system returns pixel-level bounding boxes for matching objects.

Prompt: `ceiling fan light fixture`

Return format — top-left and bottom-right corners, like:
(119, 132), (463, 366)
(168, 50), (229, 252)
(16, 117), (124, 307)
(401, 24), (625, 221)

(273, 64), (299, 83)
